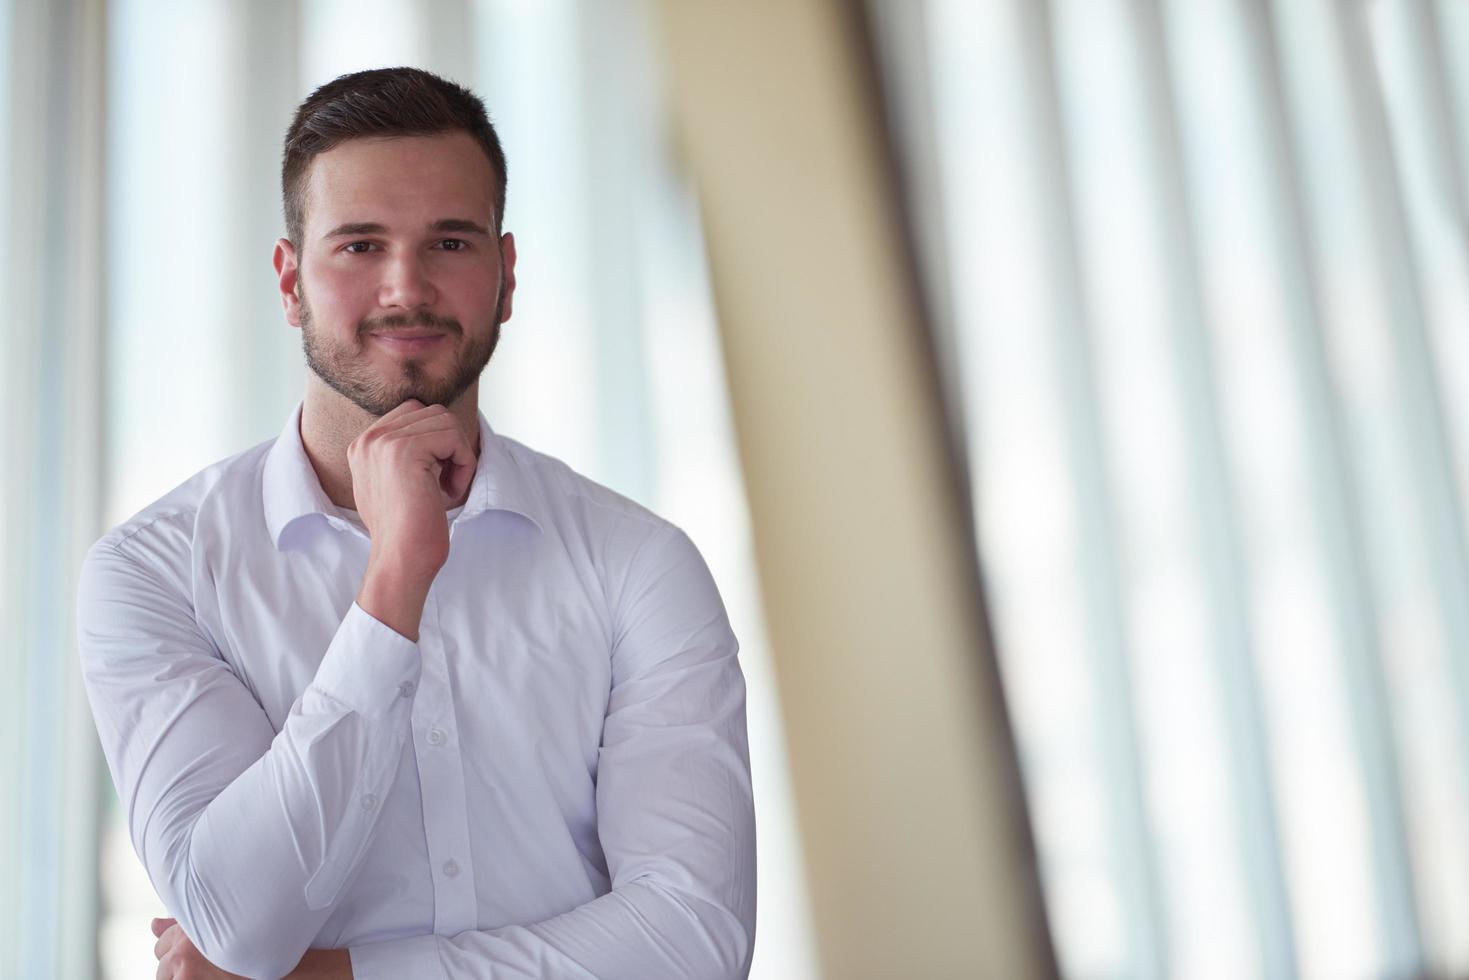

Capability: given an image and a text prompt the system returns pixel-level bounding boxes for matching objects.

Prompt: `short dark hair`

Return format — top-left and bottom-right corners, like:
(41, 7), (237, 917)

(281, 66), (508, 248)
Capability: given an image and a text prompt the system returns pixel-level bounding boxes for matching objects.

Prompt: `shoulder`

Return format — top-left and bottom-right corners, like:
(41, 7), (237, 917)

(491, 433), (719, 605)
(495, 433), (679, 541)
(491, 433), (728, 626)
(86, 438), (275, 578)
(76, 439), (273, 660)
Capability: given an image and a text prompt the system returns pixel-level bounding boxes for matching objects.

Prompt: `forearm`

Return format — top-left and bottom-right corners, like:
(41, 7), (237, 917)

(356, 552), (433, 642)
(78, 542), (413, 979)
(348, 878), (750, 980)
(141, 604), (420, 978)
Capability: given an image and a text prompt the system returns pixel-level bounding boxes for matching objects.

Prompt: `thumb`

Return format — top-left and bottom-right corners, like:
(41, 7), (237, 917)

(450, 455), (474, 502)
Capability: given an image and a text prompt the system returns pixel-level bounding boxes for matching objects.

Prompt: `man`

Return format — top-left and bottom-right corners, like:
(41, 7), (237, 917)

(77, 67), (756, 980)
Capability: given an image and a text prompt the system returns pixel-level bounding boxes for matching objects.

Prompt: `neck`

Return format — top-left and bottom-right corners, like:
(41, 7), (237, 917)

(299, 373), (482, 510)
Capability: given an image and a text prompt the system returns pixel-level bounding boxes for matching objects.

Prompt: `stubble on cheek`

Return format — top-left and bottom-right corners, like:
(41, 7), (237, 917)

(296, 278), (503, 417)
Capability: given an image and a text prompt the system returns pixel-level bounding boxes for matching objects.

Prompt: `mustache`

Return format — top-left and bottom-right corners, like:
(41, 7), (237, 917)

(358, 311), (463, 337)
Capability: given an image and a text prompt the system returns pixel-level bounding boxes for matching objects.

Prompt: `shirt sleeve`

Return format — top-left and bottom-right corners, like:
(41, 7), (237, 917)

(347, 525), (757, 980)
(76, 537), (422, 980)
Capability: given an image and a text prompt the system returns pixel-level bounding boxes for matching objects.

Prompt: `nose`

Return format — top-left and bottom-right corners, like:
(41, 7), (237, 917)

(378, 251), (438, 310)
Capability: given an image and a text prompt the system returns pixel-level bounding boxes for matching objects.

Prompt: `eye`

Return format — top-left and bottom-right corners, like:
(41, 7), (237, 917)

(343, 241), (376, 254)
(437, 239), (469, 252)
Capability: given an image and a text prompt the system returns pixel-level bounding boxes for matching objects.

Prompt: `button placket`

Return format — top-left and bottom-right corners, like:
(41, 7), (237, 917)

(412, 595), (479, 934)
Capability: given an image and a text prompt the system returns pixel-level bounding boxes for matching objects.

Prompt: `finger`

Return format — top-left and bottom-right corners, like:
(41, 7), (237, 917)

(409, 428), (477, 499)
(418, 422), (477, 472)
(377, 411), (466, 445)
(434, 455), (472, 507)
(445, 459), (474, 504)
(363, 419), (471, 477)
(352, 405), (449, 461)
(357, 400), (436, 442)
(392, 422), (476, 470)
(383, 397), (425, 418)
(443, 441), (476, 502)
(386, 421), (474, 504)
(370, 400), (448, 435)
(413, 430), (478, 490)
(156, 922), (183, 958)
(151, 917), (175, 938)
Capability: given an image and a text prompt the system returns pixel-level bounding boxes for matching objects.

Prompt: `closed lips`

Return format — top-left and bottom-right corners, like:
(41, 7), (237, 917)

(370, 332), (450, 353)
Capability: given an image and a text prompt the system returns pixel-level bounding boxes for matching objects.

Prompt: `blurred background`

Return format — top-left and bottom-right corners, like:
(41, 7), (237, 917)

(3, 0), (1469, 978)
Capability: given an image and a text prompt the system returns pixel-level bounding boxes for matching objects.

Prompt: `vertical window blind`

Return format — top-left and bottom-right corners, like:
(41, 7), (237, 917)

(870, 1), (1469, 978)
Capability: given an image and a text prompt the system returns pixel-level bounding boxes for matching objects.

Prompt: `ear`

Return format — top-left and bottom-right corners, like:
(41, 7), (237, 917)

(273, 238), (303, 328)
(497, 231), (518, 324)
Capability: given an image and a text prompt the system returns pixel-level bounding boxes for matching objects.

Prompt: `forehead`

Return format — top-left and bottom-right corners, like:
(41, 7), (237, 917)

(303, 131), (497, 234)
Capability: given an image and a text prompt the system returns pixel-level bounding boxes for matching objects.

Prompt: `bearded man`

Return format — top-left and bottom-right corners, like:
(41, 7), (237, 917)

(77, 66), (755, 980)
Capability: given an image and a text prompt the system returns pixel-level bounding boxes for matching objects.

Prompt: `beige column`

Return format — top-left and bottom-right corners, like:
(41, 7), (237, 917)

(653, 2), (1056, 977)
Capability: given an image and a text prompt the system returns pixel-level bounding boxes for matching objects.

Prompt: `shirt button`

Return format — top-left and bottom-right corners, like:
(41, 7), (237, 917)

(428, 728), (445, 746)
(361, 793), (378, 811)
(442, 859), (459, 878)
(398, 681), (415, 698)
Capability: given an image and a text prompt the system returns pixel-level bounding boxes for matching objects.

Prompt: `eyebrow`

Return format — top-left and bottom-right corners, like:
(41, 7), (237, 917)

(323, 218), (493, 240)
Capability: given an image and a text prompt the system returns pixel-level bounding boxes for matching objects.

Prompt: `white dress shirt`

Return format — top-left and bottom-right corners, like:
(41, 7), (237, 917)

(76, 402), (756, 980)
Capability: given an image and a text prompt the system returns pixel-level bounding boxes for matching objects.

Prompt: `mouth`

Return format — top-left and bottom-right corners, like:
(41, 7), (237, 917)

(369, 332), (449, 354)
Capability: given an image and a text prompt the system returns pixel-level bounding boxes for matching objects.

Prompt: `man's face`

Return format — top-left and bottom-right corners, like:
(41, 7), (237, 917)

(274, 131), (516, 417)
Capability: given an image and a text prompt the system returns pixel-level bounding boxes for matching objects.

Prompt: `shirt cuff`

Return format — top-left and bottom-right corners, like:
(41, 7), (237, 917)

(349, 933), (446, 980)
(311, 601), (421, 720)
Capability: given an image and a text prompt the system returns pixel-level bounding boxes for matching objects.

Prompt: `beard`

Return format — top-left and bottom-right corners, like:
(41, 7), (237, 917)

(299, 275), (505, 418)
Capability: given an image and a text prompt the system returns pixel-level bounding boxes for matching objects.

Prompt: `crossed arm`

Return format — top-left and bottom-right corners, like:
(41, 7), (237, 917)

(84, 523), (755, 980)
(152, 918), (349, 978)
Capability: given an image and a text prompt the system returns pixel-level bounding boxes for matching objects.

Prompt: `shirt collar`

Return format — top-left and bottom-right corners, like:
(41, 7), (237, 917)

(262, 401), (544, 549)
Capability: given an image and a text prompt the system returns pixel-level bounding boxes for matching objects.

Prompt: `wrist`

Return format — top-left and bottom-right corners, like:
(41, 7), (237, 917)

(357, 554), (435, 641)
